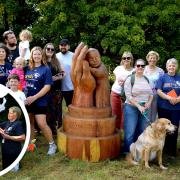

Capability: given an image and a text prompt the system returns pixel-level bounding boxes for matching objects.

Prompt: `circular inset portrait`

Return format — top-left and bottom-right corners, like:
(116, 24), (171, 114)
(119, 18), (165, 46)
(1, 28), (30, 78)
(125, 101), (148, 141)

(0, 84), (30, 176)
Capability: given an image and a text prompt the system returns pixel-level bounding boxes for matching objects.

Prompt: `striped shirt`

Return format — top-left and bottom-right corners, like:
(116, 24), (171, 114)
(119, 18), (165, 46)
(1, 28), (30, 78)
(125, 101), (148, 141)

(124, 75), (153, 104)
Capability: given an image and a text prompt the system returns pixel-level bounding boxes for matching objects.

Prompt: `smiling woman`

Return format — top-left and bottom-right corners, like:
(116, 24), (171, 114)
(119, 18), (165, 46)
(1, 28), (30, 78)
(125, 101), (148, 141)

(156, 58), (180, 158)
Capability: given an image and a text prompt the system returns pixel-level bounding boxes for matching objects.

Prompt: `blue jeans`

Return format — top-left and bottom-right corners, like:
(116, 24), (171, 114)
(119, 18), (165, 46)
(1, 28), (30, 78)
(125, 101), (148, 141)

(123, 103), (148, 153)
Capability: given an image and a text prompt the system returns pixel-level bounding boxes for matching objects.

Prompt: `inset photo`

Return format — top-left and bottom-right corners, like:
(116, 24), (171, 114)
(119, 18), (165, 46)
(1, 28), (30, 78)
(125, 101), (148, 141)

(0, 84), (30, 176)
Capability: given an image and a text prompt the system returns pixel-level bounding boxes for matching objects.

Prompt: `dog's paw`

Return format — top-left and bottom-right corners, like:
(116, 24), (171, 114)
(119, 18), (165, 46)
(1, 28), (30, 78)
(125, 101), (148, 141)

(160, 165), (168, 170)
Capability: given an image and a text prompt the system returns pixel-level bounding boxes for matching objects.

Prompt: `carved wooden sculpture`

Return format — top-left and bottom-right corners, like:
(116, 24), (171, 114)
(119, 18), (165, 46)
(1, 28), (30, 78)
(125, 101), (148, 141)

(57, 42), (120, 161)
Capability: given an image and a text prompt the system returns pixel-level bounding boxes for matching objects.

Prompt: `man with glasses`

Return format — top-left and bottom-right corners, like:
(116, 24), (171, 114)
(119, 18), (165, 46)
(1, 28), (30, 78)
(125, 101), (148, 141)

(3, 30), (19, 64)
(56, 39), (74, 107)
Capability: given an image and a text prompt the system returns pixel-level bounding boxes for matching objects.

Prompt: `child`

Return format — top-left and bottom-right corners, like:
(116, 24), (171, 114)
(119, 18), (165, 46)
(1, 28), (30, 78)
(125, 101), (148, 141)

(19, 29), (32, 64)
(8, 74), (26, 102)
(0, 106), (25, 171)
(86, 48), (110, 108)
(10, 57), (26, 91)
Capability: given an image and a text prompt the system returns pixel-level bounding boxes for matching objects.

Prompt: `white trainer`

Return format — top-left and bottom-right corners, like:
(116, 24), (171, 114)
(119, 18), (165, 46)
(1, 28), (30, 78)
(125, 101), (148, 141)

(11, 163), (19, 172)
(47, 143), (57, 155)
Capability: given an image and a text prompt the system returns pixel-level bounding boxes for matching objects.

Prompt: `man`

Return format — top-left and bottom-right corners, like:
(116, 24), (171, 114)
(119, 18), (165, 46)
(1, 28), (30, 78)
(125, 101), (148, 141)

(3, 30), (19, 64)
(56, 39), (74, 107)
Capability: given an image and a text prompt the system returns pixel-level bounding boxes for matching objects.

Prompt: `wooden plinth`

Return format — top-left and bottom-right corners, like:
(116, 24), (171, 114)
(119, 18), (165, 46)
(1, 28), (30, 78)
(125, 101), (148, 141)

(57, 129), (120, 162)
(58, 105), (121, 161)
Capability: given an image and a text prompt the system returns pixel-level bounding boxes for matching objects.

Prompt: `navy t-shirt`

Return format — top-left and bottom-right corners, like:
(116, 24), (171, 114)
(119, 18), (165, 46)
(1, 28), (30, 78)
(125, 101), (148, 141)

(0, 120), (24, 155)
(25, 65), (53, 106)
(156, 73), (180, 110)
(0, 62), (13, 85)
(6, 47), (20, 65)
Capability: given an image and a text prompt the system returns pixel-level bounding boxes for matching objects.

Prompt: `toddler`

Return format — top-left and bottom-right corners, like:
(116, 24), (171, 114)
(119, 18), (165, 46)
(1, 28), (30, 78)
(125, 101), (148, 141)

(10, 57), (26, 90)
(19, 29), (32, 64)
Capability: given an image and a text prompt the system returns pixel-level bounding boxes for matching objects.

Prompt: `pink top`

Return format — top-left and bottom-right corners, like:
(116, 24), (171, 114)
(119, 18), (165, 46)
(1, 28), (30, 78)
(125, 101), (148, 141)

(10, 68), (26, 89)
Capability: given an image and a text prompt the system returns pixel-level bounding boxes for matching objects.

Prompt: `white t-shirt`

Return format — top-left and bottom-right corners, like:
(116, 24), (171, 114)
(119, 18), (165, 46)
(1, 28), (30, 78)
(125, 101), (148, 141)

(56, 51), (74, 91)
(11, 90), (26, 102)
(144, 66), (164, 93)
(19, 40), (30, 60)
(111, 65), (134, 94)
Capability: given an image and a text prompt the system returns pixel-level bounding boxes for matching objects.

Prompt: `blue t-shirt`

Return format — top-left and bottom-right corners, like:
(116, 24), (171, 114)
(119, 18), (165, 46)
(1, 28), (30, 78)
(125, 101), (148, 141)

(25, 65), (53, 106)
(0, 62), (13, 85)
(156, 73), (180, 110)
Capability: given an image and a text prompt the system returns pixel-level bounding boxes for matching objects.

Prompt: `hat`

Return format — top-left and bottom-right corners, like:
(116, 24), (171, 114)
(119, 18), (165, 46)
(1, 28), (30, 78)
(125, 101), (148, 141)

(59, 39), (69, 45)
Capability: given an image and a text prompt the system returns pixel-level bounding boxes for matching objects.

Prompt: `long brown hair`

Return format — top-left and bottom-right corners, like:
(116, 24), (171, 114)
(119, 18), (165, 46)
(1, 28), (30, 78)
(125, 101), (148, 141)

(29, 46), (47, 70)
(42, 43), (62, 72)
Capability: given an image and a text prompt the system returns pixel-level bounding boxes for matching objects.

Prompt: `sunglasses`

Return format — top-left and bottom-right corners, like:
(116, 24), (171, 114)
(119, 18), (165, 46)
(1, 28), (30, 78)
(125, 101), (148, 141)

(136, 64), (145, 68)
(122, 57), (131, 60)
(46, 48), (54, 52)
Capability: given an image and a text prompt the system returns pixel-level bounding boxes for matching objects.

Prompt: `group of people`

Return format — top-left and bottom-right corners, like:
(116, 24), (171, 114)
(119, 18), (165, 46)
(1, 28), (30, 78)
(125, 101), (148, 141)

(0, 30), (74, 171)
(0, 29), (179, 172)
(111, 51), (180, 160)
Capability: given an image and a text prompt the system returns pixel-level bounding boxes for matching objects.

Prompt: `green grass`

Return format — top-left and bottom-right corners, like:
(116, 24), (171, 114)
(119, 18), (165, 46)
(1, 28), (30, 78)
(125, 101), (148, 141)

(1, 100), (180, 179)
(0, 133), (180, 180)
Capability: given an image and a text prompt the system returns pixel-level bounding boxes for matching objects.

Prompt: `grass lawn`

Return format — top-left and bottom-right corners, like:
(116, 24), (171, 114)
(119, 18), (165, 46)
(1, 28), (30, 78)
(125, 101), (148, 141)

(0, 131), (179, 180)
(1, 101), (180, 179)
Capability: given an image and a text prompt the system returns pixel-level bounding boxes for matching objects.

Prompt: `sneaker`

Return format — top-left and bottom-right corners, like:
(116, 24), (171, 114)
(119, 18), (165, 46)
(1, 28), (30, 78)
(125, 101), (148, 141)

(47, 143), (57, 155)
(11, 163), (19, 172)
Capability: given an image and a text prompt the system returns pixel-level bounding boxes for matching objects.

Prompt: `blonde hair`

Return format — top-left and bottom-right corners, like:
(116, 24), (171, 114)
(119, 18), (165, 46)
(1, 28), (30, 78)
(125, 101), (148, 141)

(166, 58), (178, 69)
(9, 106), (22, 119)
(19, 29), (32, 42)
(146, 51), (160, 61)
(29, 46), (47, 70)
(120, 51), (134, 67)
(14, 56), (26, 67)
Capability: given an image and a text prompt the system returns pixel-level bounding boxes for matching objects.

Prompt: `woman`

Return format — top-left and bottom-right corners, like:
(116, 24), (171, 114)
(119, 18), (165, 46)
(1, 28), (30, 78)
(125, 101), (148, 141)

(43, 43), (65, 132)
(144, 51), (164, 122)
(0, 43), (12, 85)
(25, 46), (57, 155)
(111, 51), (134, 129)
(156, 58), (180, 157)
(123, 59), (153, 159)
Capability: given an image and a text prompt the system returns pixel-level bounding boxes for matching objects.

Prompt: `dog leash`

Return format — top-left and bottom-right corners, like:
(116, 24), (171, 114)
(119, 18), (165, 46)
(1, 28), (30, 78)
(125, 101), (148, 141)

(142, 112), (152, 127)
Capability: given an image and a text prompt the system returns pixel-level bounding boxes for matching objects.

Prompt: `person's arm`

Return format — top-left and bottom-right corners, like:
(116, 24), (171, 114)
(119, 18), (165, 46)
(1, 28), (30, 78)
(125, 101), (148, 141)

(20, 48), (26, 58)
(0, 128), (25, 141)
(25, 85), (51, 105)
(157, 89), (176, 105)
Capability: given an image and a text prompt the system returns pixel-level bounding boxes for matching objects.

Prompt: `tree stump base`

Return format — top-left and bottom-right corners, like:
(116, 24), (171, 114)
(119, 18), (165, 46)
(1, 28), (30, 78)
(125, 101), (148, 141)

(57, 105), (121, 162)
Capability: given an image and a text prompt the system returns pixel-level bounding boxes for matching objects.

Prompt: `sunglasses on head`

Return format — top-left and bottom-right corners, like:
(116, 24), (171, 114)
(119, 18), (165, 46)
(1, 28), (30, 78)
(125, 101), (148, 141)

(46, 48), (54, 52)
(136, 64), (145, 68)
(122, 57), (131, 60)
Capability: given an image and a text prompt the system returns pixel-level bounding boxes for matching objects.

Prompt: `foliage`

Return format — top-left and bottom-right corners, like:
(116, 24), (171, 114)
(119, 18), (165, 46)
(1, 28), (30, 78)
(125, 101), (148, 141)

(0, 0), (179, 70)
(0, 0), (38, 42)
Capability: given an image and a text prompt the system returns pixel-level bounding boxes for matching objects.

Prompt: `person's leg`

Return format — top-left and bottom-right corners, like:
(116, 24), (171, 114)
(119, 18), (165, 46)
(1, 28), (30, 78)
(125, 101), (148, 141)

(158, 107), (180, 156)
(28, 113), (35, 140)
(61, 90), (74, 107)
(123, 103), (139, 153)
(35, 114), (54, 143)
(54, 91), (62, 128)
(149, 94), (158, 122)
(111, 91), (123, 129)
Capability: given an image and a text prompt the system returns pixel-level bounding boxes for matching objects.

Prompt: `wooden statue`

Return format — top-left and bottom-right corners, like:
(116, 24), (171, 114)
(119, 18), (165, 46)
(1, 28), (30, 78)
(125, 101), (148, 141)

(57, 42), (120, 161)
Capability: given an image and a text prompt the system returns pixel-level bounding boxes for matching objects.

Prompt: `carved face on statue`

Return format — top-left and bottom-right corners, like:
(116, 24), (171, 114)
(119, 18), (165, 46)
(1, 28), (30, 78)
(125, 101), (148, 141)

(86, 49), (101, 68)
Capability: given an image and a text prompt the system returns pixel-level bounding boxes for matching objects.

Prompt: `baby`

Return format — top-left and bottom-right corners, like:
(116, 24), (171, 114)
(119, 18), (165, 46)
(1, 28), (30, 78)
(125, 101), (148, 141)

(86, 48), (110, 108)
(10, 57), (26, 90)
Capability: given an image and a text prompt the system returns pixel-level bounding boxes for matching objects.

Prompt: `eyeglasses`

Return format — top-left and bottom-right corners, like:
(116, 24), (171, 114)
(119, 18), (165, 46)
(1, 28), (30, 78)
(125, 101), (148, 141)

(122, 57), (131, 60)
(136, 64), (145, 68)
(46, 48), (54, 52)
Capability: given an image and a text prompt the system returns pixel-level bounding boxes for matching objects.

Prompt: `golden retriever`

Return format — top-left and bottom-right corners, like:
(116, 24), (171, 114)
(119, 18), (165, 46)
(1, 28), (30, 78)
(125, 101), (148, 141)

(128, 118), (176, 169)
